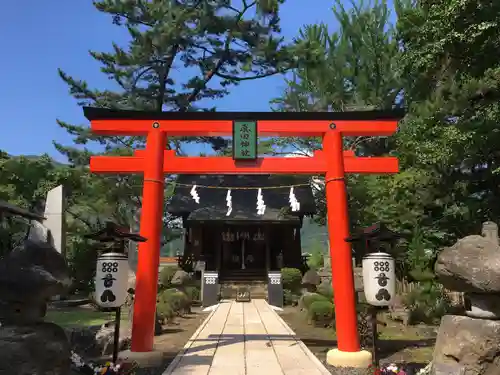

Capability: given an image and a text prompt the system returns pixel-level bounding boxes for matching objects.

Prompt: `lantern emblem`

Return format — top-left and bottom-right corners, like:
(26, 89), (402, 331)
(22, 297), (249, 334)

(95, 253), (129, 308)
(362, 252), (395, 307)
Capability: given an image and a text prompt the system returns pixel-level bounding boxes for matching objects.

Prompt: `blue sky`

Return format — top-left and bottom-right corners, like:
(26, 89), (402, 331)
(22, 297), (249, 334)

(0, 1), (394, 162)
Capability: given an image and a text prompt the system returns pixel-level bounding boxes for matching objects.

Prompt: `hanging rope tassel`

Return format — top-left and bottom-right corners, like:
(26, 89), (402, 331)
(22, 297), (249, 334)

(289, 186), (301, 212)
(190, 185), (200, 204)
(226, 189), (232, 216)
(256, 188), (266, 215)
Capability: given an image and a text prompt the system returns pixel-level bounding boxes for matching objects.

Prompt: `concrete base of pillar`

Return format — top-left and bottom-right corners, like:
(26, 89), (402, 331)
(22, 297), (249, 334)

(326, 348), (372, 369)
(117, 349), (165, 367)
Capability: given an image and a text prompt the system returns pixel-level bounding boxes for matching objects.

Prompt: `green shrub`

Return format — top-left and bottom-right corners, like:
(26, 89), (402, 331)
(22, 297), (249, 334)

(307, 247), (324, 270)
(66, 237), (98, 295)
(183, 286), (200, 302)
(281, 268), (302, 293)
(403, 283), (451, 324)
(283, 289), (300, 306)
(317, 282), (333, 300)
(159, 266), (179, 288)
(156, 300), (175, 324)
(158, 288), (190, 315)
(300, 293), (330, 311)
(307, 300), (334, 326)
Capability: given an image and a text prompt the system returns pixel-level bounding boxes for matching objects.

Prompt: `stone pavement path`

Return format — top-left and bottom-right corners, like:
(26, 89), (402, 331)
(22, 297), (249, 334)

(162, 299), (331, 375)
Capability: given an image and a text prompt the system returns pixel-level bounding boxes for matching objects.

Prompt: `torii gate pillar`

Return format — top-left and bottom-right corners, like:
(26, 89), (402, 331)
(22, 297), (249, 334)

(85, 108), (403, 370)
(133, 127), (167, 351)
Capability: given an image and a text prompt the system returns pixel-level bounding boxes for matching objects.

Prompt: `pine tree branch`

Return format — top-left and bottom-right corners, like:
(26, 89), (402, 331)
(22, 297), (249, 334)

(216, 69), (287, 81)
(156, 44), (180, 112)
(180, 1), (256, 111)
(66, 208), (94, 229)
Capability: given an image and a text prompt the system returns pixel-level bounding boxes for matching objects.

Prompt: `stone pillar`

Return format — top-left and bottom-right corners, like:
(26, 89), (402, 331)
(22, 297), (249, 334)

(201, 271), (219, 307)
(268, 272), (283, 308)
(43, 185), (66, 257)
(482, 221), (499, 246)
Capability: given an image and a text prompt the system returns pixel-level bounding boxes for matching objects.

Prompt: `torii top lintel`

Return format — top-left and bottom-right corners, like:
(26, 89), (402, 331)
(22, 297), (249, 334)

(83, 107), (404, 137)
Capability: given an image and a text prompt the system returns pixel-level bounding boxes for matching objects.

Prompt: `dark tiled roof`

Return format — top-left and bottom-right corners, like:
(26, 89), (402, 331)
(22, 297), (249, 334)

(0, 201), (44, 221)
(167, 175), (315, 223)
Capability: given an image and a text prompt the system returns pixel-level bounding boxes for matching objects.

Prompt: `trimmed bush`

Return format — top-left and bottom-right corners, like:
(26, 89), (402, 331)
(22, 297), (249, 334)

(307, 300), (334, 326)
(183, 286), (200, 302)
(158, 288), (190, 315)
(156, 300), (175, 324)
(299, 293), (330, 311)
(317, 282), (333, 300)
(281, 268), (302, 293)
(159, 266), (179, 288)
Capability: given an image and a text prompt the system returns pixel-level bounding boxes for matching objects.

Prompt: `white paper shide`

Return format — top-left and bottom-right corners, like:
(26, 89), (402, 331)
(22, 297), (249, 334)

(94, 252), (129, 308)
(362, 252), (395, 307)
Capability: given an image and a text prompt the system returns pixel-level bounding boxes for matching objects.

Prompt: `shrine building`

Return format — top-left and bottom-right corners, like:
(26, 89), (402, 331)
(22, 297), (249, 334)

(166, 174), (316, 283)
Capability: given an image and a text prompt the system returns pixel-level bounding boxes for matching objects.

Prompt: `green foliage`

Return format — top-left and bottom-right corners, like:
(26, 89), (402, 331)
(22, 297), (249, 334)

(317, 282), (333, 300)
(393, 0), (500, 239)
(50, 1), (307, 280)
(272, 0), (500, 296)
(300, 293), (330, 311)
(157, 288), (190, 316)
(156, 298), (175, 324)
(307, 300), (335, 325)
(281, 268), (302, 293)
(283, 289), (300, 306)
(306, 245), (324, 270)
(182, 286), (200, 303)
(66, 236), (98, 294)
(0, 153), (93, 267)
(56, 0), (301, 162)
(403, 284), (451, 325)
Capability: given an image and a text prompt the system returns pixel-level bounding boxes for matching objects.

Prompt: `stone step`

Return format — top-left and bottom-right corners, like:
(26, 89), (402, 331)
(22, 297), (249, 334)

(220, 282), (268, 299)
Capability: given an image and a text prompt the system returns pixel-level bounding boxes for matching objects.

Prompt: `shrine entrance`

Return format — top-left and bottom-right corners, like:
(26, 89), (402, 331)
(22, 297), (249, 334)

(220, 225), (268, 275)
(85, 108), (403, 367)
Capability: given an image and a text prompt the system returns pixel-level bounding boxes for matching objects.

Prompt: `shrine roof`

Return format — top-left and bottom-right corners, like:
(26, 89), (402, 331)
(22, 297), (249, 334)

(0, 201), (45, 221)
(167, 174), (316, 223)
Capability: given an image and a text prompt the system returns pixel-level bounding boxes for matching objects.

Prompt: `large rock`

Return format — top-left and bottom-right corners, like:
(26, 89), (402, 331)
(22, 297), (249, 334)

(431, 315), (500, 375)
(388, 294), (410, 326)
(0, 240), (71, 324)
(317, 268), (331, 283)
(66, 321), (132, 358)
(302, 269), (321, 292)
(170, 269), (191, 286)
(435, 235), (500, 293)
(0, 322), (71, 375)
(95, 321), (132, 355)
(302, 269), (321, 286)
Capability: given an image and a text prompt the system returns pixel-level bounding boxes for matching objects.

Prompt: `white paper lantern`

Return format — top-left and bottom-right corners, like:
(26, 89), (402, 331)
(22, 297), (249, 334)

(94, 252), (129, 308)
(362, 252), (395, 307)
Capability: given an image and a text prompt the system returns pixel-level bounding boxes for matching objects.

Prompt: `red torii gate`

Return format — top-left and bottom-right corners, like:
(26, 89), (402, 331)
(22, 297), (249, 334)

(85, 108), (402, 362)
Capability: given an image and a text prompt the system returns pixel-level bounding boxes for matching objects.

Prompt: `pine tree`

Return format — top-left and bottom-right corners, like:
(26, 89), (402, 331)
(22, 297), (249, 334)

(271, 0), (402, 157)
(269, 0), (403, 227)
(54, 0), (302, 229)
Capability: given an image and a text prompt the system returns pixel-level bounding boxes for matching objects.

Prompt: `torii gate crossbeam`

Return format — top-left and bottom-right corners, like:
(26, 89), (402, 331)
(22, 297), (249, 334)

(84, 107), (403, 368)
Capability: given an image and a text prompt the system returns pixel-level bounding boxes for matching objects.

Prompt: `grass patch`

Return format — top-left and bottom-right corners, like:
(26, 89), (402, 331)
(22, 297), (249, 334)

(46, 307), (129, 327)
